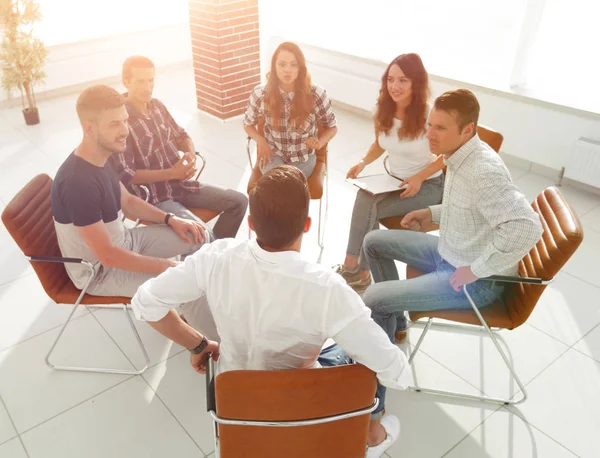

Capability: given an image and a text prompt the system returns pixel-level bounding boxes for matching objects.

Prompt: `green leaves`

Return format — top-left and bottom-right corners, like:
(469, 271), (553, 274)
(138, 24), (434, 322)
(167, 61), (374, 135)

(0, 0), (47, 110)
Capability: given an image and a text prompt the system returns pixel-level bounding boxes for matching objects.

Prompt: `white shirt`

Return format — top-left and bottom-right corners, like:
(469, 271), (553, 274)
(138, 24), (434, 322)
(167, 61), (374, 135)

(429, 134), (543, 278)
(378, 117), (442, 180)
(132, 239), (412, 389)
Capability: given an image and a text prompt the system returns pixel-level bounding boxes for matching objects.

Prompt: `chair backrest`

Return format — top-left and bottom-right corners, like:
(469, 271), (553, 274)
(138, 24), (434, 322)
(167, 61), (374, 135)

(506, 186), (583, 327)
(477, 124), (503, 153)
(1, 174), (71, 301)
(407, 186), (584, 329)
(215, 363), (377, 458)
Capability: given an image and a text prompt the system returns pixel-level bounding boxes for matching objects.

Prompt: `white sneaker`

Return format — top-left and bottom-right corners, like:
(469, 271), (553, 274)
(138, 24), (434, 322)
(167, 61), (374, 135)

(365, 414), (401, 458)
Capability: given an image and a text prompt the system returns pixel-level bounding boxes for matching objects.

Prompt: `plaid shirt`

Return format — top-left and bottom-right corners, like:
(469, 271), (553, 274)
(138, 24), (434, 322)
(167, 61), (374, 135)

(110, 97), (199, 204)
(430, 134), (543, 278)
(243, 84), (337, 163)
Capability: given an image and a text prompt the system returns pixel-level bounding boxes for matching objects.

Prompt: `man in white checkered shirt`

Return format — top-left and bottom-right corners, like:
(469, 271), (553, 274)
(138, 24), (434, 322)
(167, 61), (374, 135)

(362, 89), (543, 346)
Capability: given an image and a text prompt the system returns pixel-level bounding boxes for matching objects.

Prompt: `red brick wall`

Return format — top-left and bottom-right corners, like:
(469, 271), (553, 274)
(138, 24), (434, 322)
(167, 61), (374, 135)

(188, 0), (260, 119)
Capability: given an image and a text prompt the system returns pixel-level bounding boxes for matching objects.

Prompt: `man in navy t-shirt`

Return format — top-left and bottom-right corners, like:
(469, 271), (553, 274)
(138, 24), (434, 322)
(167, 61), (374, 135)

(51, 85), (217, 339)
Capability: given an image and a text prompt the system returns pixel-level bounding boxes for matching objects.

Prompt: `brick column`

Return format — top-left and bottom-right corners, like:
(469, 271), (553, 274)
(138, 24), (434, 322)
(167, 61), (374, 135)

(188, 0), (260, 119)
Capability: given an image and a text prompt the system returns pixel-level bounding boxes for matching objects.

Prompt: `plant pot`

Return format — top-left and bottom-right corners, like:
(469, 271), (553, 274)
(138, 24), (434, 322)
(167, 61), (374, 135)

(23, 108), (40, 126)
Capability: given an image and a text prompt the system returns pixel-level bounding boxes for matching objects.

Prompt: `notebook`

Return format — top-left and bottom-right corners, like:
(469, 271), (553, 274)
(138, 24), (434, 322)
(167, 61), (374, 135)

(347, 173), (407, 195)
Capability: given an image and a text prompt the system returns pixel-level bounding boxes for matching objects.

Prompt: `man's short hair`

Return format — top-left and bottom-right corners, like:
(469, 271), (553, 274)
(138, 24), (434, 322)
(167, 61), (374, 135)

(433, 89), (480, 131)
(249, 166), (310, 249)
(122, 55), (155, 81)
(76, 85), (125, 123)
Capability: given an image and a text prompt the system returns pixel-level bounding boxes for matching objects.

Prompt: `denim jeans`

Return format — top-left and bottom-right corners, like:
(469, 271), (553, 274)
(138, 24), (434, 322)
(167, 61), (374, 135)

(346, 175), (444, 270)
(362, 229), (504, 411)
(318, 343), (385, 420)
(362, 229), (505, 336)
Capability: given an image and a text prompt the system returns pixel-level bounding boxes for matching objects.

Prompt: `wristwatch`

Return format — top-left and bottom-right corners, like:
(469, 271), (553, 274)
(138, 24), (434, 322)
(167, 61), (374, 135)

(189, 336), (208, 354)
(164, 212), (174, 226)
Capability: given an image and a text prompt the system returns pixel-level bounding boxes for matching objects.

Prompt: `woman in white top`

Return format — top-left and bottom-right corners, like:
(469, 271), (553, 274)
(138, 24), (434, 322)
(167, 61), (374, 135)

(334, 53), (444, 291)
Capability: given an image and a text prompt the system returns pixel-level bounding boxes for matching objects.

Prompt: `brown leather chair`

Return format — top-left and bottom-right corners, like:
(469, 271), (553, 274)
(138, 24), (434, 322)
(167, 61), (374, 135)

(126, 151), (221, 226)
(404, 186), (583, 405)
(206, 360), (378, 458)
(476, 124), (504, 154)
(246, 118), (328, 247)
(380, 124), (504, 231)
(1, 174), (150, 375)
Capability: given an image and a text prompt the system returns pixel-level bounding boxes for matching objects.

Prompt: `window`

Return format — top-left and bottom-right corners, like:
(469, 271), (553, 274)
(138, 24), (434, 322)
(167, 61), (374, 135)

(261, 0), (598, 112)
(515, 0), (600, 112)
(37, 0), (189, 47)
(261, 0), (527, 89)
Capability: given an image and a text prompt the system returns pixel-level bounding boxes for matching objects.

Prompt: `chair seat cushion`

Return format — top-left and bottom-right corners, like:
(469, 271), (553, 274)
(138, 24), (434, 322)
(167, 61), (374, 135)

(409, 299), (513, 329)
(406, 266), (514, 329)
(54, 281), (130, 305)
(190, 208), (221, 223)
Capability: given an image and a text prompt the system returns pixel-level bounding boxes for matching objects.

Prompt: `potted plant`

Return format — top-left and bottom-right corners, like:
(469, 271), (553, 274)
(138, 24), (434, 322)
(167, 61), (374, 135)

(0, 0), (48, 125)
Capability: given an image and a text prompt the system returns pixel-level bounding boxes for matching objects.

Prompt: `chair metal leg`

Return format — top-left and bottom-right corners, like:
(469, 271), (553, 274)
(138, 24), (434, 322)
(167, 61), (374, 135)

(410, 319), (503, 333)
(317, 167), (328, 250)
(213, 419), (220, 458)
(46, 299), (150, 375)
(317, 198), (325, 252)
(407, 285), (527, 405)
(408, 318), (433, 365)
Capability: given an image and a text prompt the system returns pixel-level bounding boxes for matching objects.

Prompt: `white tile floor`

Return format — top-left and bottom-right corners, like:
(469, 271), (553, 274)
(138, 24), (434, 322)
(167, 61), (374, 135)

(1, 65), (600, 457)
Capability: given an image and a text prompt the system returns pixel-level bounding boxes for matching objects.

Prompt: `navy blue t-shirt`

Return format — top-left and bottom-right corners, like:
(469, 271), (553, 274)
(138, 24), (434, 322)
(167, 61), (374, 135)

(51, 152), (122, 227)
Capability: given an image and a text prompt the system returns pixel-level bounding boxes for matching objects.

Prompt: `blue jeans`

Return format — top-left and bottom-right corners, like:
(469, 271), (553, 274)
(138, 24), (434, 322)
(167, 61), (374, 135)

(362, 229), (504, 336)
(318, 344), (385, 420)
(362, 229), (504, 409)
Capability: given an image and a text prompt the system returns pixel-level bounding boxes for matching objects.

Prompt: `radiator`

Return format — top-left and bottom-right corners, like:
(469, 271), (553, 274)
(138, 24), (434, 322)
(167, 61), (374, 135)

(564, 138), (600, 188)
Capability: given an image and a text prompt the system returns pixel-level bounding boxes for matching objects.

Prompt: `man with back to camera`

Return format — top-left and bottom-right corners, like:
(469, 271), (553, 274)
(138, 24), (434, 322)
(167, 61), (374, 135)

(131, 166), (413, 457)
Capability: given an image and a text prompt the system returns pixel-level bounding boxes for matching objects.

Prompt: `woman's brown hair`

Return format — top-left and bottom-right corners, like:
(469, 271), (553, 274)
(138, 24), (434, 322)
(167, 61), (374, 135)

(264, 42), (313, 129)
(374, 53), (430, 140)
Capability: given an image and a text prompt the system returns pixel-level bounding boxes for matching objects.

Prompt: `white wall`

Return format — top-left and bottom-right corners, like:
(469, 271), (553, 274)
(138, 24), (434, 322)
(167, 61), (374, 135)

(1, 23), (192, 106)
(260, 35), (600, 180)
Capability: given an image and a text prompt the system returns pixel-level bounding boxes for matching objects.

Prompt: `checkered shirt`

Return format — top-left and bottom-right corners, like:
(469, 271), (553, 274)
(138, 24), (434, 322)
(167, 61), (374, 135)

(110, 97), (199, 204)
(429, 134), (543, 278)
(243, 84), (337, 163)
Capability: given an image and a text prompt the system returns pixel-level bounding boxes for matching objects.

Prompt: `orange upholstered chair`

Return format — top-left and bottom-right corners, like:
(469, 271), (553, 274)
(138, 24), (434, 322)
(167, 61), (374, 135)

(205, 359), (378, 458)
(404, 187), (583, 405)
(2, 174), (150, 375)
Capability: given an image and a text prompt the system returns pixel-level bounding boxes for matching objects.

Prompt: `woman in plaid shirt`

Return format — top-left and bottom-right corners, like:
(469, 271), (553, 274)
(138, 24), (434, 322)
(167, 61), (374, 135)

(243, 42), (338, 177)
(334, 53), (446, 293)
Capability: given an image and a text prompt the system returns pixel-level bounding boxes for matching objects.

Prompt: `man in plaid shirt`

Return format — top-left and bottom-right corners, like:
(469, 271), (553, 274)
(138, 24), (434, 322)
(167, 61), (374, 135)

(110, 56), (248, 239)
(362, 89), (543, 343)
